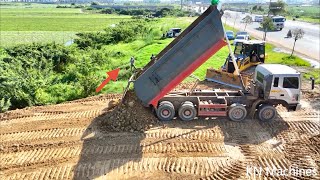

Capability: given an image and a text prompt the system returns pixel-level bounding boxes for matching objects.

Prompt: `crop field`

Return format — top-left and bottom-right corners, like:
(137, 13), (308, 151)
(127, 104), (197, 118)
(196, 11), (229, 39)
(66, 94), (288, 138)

(0, 4), (131, 46)
(0, 5), (196, 46)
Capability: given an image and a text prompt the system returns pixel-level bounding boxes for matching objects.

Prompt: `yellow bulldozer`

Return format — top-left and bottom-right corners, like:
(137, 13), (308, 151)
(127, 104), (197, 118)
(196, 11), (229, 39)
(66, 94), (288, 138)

(206, 40), (266, 89)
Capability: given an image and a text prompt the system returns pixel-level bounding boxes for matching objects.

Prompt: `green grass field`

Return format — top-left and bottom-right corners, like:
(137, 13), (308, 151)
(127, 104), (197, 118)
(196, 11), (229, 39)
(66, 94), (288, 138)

(0, 4), (131, 46)
(0, 3), (195, 46)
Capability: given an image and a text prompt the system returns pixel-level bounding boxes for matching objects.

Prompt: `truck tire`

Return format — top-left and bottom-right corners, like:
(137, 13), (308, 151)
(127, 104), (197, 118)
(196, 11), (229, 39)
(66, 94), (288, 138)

(228, 104), (247, 122)
(178, 102), (196, 121)
(258, 104), (277, 122)
(156, 101), (175, 121)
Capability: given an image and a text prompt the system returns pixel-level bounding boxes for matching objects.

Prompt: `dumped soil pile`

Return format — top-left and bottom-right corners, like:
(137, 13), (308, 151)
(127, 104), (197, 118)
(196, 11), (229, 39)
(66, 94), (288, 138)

(303, 89), (320, 109)
(100, 90), (159, 132)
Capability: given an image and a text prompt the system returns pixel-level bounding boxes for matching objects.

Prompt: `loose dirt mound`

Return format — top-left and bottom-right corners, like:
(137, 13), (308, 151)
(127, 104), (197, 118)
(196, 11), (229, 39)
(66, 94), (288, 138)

(100, 91), (158, 132)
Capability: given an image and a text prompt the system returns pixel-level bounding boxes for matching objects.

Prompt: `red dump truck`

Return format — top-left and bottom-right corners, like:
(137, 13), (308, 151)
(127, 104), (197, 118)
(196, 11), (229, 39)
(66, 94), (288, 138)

(131, 5), (302, 122)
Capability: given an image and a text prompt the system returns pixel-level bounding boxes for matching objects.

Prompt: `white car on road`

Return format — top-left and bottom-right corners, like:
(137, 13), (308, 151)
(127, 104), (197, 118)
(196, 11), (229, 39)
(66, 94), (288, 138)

(254, 15), (263, 22)
(233, 35), (249, 45)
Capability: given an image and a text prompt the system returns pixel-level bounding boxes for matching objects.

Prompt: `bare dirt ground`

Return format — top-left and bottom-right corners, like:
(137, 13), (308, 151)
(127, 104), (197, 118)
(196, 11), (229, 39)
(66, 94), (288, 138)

(0, 82), (319, 180)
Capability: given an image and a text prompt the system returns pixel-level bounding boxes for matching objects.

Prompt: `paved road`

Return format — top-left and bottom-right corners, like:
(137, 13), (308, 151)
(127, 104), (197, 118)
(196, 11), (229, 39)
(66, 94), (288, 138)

(224, 11), (320, 64)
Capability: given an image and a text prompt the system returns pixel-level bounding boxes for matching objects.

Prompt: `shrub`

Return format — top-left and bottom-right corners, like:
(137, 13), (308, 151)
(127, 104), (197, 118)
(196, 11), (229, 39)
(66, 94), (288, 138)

(0, 98), (11, 112)
(100, 8), (115, 14)
(74, 20), (150, 49)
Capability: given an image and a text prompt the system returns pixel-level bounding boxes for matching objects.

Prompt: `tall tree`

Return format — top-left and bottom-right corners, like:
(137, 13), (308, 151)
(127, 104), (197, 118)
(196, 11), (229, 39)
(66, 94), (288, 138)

(261, 17), (274, 40)
(243, 15), (253, 31)
(252, 5), (257, 11)
(270, 0), (286, 15)
(291, 28), (305, 57)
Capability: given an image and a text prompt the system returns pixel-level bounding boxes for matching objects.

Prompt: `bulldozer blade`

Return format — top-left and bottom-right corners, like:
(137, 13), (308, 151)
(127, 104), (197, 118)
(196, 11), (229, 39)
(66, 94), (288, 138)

(205, 69), (250, 89)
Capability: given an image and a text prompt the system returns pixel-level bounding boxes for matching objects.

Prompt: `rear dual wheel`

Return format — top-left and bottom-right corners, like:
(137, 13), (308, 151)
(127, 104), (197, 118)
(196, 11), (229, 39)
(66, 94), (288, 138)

(258, 104), (277, 122)
(228, 104), (247, 122)
(178, 101), (196, 121)
(156, 101), (197, 121)
(156, 101), (175, 121)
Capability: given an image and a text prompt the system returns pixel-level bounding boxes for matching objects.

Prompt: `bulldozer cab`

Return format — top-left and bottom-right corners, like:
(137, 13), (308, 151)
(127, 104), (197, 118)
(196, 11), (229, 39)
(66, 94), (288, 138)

(234, 40), (265, 64)
(224, 40), (265, 74)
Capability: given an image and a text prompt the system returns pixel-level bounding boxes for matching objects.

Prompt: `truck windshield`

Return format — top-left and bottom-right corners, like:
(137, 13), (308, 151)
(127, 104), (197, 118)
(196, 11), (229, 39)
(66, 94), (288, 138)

(172, 29), (181, 33)
(283, 77), (299, 89)
(273, 18), (285, 22)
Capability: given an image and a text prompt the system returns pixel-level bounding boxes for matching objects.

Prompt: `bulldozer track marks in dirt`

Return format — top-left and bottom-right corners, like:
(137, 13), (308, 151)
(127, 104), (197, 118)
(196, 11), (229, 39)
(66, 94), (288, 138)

(1, 92), (319, 179)
(59, 94), (121, 104)
(145, 129), (224, 140)
(0, 128), (86, 143)
(200, 161), (246, 180)
(4, 157), (239, 180)
(1, 142), (230, 172)
(287, 121), (320, 134)
(0, 110), (102, 125)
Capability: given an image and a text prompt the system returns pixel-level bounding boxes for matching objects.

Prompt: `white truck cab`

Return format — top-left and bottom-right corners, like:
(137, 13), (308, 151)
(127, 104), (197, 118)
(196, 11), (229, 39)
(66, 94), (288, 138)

(272, 16), (286, 30)
(254, 15), (263, 22)
(254, 64), (301, 111)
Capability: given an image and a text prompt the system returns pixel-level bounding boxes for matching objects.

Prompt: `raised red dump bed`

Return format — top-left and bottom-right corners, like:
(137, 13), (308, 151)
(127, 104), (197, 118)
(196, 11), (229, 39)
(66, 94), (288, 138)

(134, 5), (226, 107)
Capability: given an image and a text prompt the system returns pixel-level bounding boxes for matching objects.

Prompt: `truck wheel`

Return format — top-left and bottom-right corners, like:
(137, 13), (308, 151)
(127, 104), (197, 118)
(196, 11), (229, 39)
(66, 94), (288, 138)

(178, 102), (196, 121)
(258, 105), (277, 122)
(156, 101), (175, 121)
(228, 104), (247, 122)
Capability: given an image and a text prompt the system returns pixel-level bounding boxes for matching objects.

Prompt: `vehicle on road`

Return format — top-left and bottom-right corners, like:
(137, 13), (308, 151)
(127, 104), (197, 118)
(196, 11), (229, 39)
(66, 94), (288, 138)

(272, 16), (286, 31)
(236, 31), (250, 39)
(254, 15), (263, 22)
(233, 35), (249, 45)
(166, 28), (182, 38)
(128, 5), (301, 122)
(225, 31), (234, 40)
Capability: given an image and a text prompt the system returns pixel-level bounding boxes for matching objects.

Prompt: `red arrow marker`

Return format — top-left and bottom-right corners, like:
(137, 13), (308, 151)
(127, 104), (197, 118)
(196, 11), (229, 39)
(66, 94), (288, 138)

(96, 68), (120, 93)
